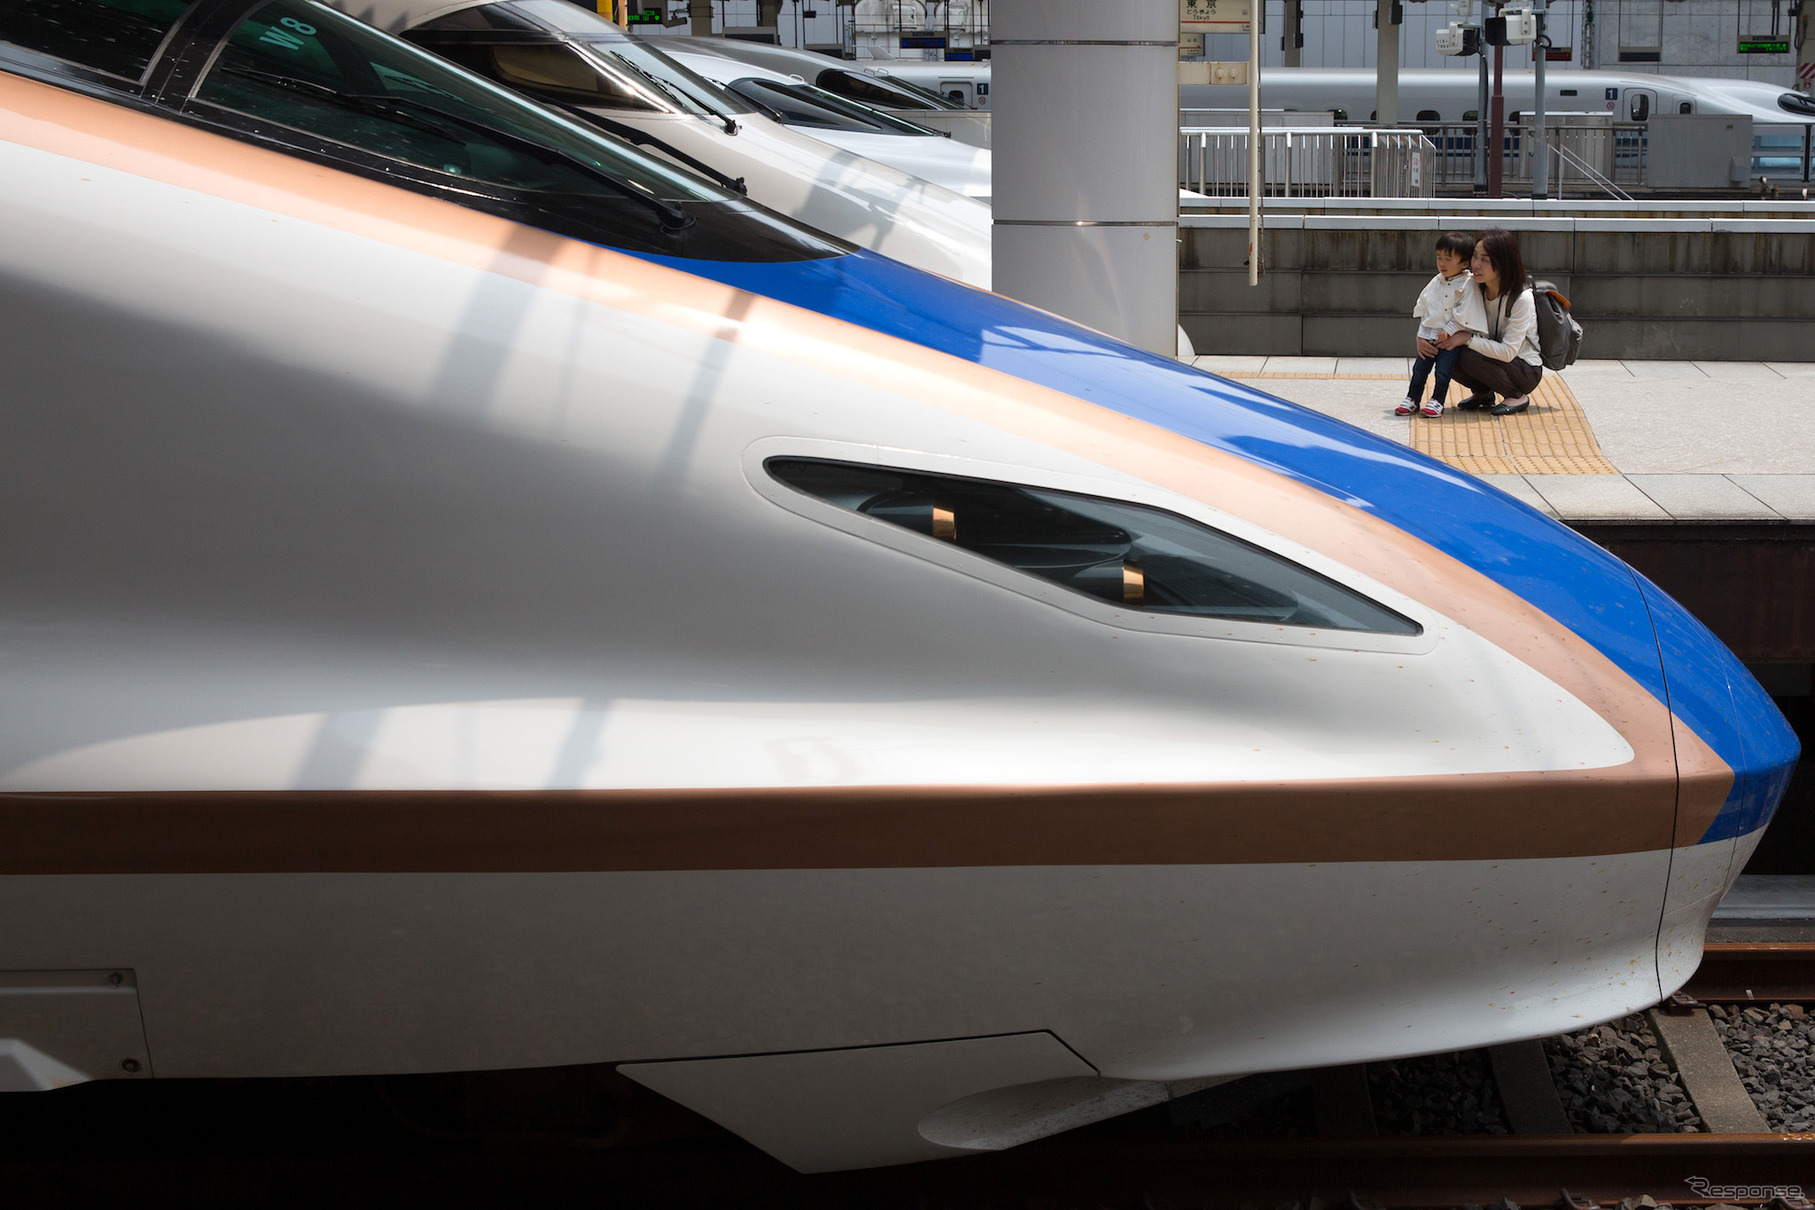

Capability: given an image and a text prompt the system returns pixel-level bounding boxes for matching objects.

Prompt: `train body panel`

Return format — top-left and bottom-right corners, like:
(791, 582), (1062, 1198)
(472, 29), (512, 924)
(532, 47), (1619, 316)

(0, 80), (1668, 806)
(0, 11), (1799, 1172)
(1181, 66), (1815, 126)
(1, 856), (1674, 1081)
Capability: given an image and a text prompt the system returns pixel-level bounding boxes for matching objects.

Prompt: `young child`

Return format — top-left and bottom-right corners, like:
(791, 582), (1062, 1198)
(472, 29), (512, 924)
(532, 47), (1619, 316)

(1396, 232), (1488, 418)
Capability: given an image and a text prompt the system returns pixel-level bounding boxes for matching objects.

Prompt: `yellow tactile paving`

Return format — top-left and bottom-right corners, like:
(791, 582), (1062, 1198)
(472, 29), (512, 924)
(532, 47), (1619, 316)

(1246, 372), (1405, 380)
(1226, 371), (1617, 476)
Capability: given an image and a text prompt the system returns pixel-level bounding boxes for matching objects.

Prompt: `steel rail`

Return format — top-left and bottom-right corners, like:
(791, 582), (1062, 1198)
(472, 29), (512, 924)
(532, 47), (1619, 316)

(803, 1134), (1815, 1208)
(1686, 942), (1815, 1003)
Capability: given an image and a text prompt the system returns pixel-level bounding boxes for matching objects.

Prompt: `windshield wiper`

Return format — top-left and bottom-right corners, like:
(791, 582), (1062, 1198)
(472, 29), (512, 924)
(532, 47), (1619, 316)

(555, 105), (746, 195)
(365, 89), (696, 231)
(218, 66), (695, 232)
(607, 43), (743, 135)
(603, 53), (739, 135)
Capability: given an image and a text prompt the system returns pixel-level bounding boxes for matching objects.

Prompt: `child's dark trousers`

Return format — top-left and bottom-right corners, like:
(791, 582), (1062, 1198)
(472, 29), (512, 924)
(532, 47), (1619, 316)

(1408, 344), (1463, 404)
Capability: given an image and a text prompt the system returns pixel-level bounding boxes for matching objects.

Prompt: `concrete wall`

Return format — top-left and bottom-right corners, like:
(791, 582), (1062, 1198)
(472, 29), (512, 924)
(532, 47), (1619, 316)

(1600, 0), (1802, 82)
(1180, 212), (1815, 359)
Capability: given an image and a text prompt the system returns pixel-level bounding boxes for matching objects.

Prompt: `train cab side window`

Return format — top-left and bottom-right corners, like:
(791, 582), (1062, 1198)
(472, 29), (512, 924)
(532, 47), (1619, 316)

(1678, 100), (1692, 114)
(817, 68), (909, 106)
(1416, 109), (1441, 122)
(768, 459), (1420, 636)
(0, 0), (193, 83)
(817, 67), (958, 110)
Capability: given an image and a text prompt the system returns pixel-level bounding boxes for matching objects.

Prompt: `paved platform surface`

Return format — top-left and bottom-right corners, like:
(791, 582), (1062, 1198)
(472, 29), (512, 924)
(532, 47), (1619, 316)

(1193, 356), (1815, 523)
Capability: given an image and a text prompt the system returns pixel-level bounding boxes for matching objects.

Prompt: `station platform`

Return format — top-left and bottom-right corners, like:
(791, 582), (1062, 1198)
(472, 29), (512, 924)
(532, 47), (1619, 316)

(1193, 356), (1815, 524)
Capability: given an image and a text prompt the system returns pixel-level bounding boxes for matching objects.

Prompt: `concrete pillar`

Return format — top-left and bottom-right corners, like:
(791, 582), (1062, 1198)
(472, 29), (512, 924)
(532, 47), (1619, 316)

(689, 0), (713, 36)
(756, 0), (782, 29)
(1283, 0), (1303, 67)
(991, 0), (1178, 355)
(1375, 0), (1400, 123)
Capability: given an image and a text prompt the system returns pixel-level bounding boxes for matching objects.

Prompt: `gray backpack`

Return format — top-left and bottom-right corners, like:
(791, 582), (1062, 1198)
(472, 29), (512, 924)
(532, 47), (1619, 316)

(1529, 279), (1583, 371)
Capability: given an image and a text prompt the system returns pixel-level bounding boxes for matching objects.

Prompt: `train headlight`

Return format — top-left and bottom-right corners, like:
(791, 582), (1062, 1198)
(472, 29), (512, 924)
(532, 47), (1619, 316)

(767, 458), (1419, 635)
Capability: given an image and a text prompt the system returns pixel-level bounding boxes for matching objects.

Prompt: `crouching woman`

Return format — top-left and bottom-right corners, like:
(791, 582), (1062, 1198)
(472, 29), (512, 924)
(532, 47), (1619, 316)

(1420, 228), (1543, 416)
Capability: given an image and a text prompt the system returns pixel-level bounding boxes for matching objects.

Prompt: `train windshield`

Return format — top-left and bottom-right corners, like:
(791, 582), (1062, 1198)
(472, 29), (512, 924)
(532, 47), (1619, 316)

(0, 0), (195, 83)
(589, 37), (753, 117)
(410, 1), (755, 121)
(190, 0), (846, 260)
(729, 78), (943, 135)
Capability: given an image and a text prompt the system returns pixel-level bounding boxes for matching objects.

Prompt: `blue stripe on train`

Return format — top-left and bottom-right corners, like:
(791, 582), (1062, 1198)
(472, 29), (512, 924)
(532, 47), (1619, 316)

(637, 247), (1796, 843)
(1637, 575), (1799, 843)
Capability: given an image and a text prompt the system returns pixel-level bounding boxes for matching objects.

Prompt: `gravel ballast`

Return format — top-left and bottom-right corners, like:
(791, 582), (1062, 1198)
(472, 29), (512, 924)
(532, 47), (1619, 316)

(1543, 1014), (1705, 1133)
(1709, 1002), (1815, 1130)
(1367, 1051), (1509, 1135)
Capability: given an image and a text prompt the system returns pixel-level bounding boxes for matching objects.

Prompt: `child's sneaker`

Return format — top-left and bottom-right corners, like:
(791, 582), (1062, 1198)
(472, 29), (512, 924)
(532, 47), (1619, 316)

(1419, 398), (1444, 417)
(1394, 398), (1418, 415)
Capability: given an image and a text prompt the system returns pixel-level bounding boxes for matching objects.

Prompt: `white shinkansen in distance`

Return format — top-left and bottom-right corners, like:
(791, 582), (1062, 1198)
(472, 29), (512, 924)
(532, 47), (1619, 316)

(876, 60), (1815, 129)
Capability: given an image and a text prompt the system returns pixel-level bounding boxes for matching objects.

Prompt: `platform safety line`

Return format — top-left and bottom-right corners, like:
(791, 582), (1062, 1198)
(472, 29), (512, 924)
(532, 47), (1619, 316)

(1225, 372), (1618, 476)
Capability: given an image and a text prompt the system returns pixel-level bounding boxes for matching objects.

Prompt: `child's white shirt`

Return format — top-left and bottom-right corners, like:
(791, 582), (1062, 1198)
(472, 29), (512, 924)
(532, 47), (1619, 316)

(1413, 269), (1488, 341)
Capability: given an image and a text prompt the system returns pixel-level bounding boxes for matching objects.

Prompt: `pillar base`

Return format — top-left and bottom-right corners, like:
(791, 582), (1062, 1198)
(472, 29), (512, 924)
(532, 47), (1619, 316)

(993, 223), (1179, 356)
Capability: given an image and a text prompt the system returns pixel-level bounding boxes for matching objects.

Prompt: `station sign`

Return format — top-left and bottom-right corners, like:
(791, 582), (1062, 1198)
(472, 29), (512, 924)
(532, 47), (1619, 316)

(1738, 36), (1790, 53)
(1181, 0), (1252, 34)
(625, 7), (662, 23)
(1544, 45), (1572, 60)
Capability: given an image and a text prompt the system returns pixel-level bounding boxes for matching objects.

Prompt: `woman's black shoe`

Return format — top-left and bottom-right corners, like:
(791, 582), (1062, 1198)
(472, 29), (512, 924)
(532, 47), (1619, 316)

(1456, 391), (1496, 410)
(1490, 395), (1531, 415)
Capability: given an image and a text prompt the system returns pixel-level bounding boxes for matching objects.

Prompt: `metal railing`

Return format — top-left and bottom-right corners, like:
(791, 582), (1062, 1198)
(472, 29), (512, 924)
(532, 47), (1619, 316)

(1178, 127), (1438, 198)
(1550, 141), (1634, 201)
(1400, 121), (1649, 193)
